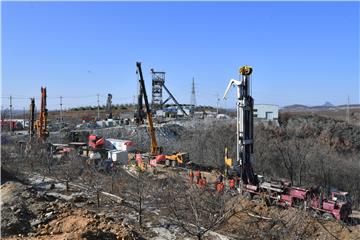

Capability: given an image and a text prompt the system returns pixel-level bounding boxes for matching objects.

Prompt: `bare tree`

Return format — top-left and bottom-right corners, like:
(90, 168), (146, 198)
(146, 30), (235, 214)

(161, 177), (229, 240)
(80, 164), (107, 208)
(120, 168), (155, 227)
(273, 135), (312, 186)
(52, 151), (85, 192)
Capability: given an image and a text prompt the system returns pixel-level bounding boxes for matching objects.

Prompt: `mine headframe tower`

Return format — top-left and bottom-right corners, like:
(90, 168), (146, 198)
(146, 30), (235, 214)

(151, 69), (165, 110)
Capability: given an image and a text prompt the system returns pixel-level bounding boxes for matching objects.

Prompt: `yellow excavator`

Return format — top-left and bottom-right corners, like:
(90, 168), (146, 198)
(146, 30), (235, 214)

(165, 152), (190, 167)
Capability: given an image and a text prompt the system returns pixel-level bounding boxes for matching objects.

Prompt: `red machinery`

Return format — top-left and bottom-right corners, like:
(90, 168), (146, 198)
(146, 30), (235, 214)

(309, 191), (352, 220)
(88, 134), (105, 149)
(223, 67), (352, 221)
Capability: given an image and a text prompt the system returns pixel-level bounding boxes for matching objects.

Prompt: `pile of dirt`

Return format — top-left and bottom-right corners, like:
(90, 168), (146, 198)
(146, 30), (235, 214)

(1, 180), (139, 240)
(4, 207), (137, 240)
(218, 197), (360, 240)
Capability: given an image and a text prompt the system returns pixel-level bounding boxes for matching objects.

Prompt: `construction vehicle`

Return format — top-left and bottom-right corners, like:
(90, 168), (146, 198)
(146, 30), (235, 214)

(134, 72), (146, 125)
(136, 62), (162, 156)
(224, 147), (232, 177)
(35, 87), (49, 140)
(136, 62), (191, 169)
(223, 66), (352, 221)
(164, 152), (190, 167)
(88, 134), (105, 149)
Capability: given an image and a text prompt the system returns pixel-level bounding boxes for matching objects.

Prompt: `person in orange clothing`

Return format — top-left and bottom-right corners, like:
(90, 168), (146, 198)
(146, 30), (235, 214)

(188, 169), (194, 183)
(229, 178), (235, 190)
(195, 169), (201, 184)
(198, 177), (207, 188)
(216, 182), (225, 193)
(197, 176), (202, 187)
(202, 177), (207, 187)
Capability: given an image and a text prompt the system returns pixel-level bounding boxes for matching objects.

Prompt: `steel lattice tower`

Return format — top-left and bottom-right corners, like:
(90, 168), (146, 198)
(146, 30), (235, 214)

(151, 69), (165, 110)
(191, 77), (196, 107)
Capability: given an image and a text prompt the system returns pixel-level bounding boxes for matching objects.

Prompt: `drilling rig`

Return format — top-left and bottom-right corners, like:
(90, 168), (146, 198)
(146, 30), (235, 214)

(35, 87), (49, 141)
(223, 66), (258, 185)
(223, 66), (352, 221)
(29, 98), (35, 139)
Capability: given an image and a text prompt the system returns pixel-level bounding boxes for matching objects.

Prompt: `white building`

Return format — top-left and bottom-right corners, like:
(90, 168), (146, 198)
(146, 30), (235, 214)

(254, 104), (279, 121)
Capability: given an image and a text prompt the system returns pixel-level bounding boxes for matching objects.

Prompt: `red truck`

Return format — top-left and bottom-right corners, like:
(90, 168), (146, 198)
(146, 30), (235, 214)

(242, 178), (352, 221)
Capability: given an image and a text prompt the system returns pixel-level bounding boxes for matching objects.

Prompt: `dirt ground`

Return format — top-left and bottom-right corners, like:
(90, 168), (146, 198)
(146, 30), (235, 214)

(0, 180), (140, 240)
(217, 196), (360, 240)
(1, 170), (360, 240)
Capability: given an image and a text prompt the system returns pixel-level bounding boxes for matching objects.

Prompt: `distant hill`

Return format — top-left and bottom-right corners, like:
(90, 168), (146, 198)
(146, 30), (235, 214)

(282, 103), (360, 111)
(322, 101), (334, 107)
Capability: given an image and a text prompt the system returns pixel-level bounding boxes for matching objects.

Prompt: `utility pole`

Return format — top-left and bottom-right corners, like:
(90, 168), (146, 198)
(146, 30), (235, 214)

(191, 77), (196, 108)
(9, 95), (13, 132)
(97, 94), (100, 120)
(60, 96), (63, 131)
(346, 96), (350, 124)
(216, 94), (220, 115)
(29, 98), (35, 138)
(23, 107), (26, 129)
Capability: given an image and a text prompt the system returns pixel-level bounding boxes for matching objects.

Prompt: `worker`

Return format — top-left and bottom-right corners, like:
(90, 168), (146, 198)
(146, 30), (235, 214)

(217, 174), (223, 183)
(229, 178), (235, 190)
(235, 176), (240, 188)
(201, 177), (207, 188)
(216, 182), (225, 193)
(188, 169), (194, 183)
(195, 169), (201, 184)
(197, 176), (202, 187)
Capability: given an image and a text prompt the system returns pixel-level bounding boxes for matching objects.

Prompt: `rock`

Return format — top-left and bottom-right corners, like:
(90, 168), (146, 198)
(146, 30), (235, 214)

(45, 212), (54, 218)
(30, 219), (42, 227)
(21, 191), (31, 198)
(72, 193), (87, 203)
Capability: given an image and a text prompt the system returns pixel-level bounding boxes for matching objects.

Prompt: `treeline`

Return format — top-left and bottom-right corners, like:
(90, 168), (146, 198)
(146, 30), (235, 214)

(70, 104), (133, 111)
(159, 115), (360, 208)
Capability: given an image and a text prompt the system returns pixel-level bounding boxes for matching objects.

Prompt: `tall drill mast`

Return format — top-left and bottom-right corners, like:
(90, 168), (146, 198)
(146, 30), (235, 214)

(35, 87), (49, 141)
(106, 93), (113, 119)
(29, 98), (35, 138)
(223, 66), (258, 185)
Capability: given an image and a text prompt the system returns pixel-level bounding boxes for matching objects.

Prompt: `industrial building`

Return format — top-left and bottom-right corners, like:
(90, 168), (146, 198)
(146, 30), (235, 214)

(254, 104), (279, 121)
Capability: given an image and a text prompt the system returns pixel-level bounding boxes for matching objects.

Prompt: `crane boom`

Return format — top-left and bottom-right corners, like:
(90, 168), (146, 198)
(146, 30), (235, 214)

(136, 62), (159, 155)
